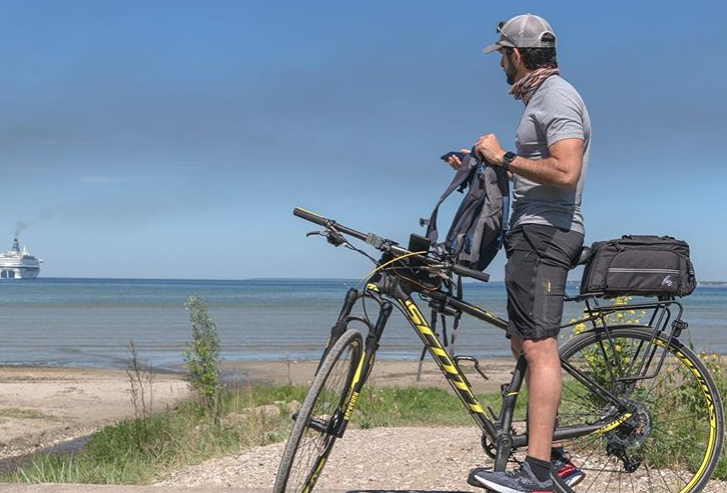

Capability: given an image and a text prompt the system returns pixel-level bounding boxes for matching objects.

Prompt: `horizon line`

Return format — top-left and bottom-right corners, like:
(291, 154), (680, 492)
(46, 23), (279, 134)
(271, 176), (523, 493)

(6, 276), (727, 285)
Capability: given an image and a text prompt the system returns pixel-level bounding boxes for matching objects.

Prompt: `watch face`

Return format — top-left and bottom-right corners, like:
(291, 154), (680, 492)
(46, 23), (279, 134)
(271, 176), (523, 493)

(504, 151), (517, 162)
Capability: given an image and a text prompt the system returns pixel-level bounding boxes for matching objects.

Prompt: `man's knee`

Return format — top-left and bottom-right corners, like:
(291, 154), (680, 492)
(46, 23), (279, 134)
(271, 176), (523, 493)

(521, 337), (559, 365)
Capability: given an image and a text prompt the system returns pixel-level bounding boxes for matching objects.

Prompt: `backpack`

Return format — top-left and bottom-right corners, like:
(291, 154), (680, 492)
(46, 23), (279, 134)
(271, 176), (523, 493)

(422, 153), (510, 271)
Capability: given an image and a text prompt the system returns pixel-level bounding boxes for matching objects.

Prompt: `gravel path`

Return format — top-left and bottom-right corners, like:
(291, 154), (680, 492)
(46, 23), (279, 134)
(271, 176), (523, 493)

(162, 427), (484, 491)
(160, 426), (727, 492)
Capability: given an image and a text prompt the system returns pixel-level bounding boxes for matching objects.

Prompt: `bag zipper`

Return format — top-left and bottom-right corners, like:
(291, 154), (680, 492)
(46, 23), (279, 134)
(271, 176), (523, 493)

(608, 268), (680, 274)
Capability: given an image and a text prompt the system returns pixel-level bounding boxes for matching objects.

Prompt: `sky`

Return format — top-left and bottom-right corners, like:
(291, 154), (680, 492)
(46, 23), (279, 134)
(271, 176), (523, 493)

(0, 1), (725, 280)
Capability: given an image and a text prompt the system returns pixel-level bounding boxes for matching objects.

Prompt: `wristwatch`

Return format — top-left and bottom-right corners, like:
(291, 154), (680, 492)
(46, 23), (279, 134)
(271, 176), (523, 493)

(502, 151), (517, 170)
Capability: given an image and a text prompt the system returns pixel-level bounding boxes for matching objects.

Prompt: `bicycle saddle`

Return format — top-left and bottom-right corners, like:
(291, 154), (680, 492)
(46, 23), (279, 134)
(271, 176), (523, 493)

(575, 246), (592, 266)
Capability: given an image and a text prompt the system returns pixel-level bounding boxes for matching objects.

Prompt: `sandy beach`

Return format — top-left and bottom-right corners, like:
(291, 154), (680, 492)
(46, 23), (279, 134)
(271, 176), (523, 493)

(0, 356), (514, 462)
(0, 367), (190, 461)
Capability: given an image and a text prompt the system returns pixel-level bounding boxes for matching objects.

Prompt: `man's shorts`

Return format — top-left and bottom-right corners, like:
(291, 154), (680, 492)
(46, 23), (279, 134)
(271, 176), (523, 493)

(505, 224), (584, 341)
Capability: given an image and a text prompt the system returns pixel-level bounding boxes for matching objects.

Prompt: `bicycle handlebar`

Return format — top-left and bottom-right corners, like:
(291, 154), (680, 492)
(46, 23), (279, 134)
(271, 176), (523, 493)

(294, 207), (369, 242)
(452, 264), (490, 283)
(293, 208), (328, 228)
(293, 207), (490, 283)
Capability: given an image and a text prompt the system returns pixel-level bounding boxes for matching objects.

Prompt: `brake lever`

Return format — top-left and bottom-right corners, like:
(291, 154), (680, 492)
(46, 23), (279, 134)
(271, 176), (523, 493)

(306, 229), (346, 247)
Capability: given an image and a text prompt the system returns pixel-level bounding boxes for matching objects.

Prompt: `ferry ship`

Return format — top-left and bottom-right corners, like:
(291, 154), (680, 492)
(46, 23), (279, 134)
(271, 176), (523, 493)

(0, 238), (42, 279)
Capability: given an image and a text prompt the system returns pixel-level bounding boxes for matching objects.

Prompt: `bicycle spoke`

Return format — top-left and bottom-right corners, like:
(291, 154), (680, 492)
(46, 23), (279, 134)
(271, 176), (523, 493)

(641, 375), (699, 406)
(603, 458), (618, 493)
(571, 432), (606, 455)
(628, 469), (637, 493)
(643, 360), (682, 401)
(643, 461), (658, 493)
(653, 459), (677, 493)
(648, 427), (708, 474)
(650, 408), (705, 423)
(617, 466), (622, 493)
(582, 454), (616, 493)
(640, 440), (688, 485)
(561, 382), (603, 416)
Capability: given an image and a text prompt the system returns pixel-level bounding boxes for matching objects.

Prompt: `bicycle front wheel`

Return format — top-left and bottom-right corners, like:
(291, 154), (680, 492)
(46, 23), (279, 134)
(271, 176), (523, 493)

(273, 329), (364, 493)
(557, 326), (724, 493)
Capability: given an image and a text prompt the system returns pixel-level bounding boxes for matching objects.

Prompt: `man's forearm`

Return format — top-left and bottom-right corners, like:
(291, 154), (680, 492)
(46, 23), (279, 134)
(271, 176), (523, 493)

(506, 155), (580, 189)
(475, 134), (584, 189)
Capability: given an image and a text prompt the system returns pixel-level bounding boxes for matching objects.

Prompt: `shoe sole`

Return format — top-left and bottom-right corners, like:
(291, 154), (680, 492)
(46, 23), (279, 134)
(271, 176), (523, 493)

(469, 475), (553, 493)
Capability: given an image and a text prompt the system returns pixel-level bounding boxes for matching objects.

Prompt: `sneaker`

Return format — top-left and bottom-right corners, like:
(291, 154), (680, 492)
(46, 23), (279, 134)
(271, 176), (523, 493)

(467, 461), (553, 493)
(552, 452), (585, 487)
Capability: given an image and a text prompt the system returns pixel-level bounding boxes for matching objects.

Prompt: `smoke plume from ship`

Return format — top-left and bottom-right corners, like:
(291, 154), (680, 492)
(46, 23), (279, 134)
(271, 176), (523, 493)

(14, 220), (27, 239)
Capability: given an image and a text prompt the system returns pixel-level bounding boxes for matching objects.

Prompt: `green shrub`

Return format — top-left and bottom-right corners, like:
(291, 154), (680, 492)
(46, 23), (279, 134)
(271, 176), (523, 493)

(183, 296), (221, 417)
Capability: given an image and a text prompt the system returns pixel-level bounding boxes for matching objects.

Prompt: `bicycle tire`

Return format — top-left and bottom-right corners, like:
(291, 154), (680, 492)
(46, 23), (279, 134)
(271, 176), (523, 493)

(557, 326), (724, 493)
(273, 329), (364, 493)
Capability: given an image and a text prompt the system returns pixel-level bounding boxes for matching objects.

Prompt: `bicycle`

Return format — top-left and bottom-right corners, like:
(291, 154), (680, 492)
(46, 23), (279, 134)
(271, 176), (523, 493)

(273, 207), (725, 493)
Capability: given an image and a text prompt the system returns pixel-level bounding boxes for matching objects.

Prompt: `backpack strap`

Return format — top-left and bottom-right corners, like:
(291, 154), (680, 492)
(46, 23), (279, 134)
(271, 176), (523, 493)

(499, 175), (511, 248)
(424, 152), (479, 244)
(447, 275), (464, 356)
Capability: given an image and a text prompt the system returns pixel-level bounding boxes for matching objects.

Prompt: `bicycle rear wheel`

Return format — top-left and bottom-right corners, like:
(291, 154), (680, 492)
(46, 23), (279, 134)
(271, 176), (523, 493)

(273, 329), (364, 493)
(557, 326), (724, 493)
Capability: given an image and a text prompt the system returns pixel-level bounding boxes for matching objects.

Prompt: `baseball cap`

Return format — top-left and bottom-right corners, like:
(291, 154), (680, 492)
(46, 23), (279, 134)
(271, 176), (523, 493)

(483, 14), (557, 54)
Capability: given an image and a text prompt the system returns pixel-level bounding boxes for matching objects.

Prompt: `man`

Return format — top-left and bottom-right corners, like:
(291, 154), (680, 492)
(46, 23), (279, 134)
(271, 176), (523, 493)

(447, 13), (590, 493)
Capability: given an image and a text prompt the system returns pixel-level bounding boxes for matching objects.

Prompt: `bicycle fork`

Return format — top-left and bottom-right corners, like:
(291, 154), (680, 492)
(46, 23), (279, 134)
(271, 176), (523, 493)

(315, 288), (360, 376)
(325, 288), (393, 439)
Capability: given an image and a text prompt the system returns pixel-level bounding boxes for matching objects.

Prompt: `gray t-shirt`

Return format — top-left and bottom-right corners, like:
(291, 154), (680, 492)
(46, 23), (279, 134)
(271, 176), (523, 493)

(511, 75), (590, 234)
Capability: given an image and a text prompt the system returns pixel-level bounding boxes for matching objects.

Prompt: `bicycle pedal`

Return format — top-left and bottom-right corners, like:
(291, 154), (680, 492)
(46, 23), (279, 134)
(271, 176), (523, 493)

(551, 470), (578, 493)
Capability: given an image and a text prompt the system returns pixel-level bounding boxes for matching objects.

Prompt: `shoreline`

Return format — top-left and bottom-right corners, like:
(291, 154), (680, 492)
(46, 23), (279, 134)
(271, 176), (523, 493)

(2, 354), (518, 387)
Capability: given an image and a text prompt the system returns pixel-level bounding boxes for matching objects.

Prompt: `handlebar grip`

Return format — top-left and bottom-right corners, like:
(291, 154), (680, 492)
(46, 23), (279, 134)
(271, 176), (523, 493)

(293, 207), (328, 227)
(452, 264), (490, 283)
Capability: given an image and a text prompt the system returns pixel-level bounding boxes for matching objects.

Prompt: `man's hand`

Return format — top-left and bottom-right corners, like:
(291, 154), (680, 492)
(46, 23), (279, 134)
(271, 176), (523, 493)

(445, 148), (470, 170)
(475, 133), (506, 166)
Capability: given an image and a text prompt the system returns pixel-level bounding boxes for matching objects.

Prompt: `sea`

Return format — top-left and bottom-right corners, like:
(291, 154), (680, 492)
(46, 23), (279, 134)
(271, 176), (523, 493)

(0, 278), (725, 371)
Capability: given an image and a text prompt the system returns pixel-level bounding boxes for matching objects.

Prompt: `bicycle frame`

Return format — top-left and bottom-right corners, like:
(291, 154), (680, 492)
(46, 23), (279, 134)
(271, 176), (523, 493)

(323, 270), (691, 473)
